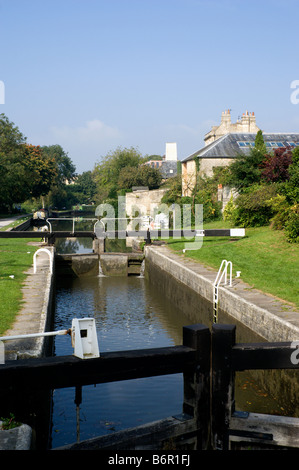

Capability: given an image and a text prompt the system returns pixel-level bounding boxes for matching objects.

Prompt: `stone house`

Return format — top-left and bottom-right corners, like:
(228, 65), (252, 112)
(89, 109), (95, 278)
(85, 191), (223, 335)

(181, 110), (299, 197)
(204, 109), (260, 146)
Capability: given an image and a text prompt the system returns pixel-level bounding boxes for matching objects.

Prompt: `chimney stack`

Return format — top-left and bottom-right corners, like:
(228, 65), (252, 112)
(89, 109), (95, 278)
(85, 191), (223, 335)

(221, 109), (231, 128)
(241, 111), (256, 131)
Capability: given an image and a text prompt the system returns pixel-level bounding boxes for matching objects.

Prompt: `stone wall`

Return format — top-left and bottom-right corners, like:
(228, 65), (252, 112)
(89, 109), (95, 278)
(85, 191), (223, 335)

(199, 157), (234, 178)
(126, 188), (168, 219)
(100, 253), (144, 276)
(182, 159), (196, 197)
(145, 245), (299, 343)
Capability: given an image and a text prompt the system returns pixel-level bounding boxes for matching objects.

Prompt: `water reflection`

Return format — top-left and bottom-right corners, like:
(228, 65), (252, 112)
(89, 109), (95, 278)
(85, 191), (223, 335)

(55, 237), (93, 254)
(51, 276), (191, 448)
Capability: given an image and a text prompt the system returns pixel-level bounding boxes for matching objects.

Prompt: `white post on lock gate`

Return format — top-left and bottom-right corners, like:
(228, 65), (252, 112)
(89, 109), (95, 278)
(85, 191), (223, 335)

(71, 318), (100, 359)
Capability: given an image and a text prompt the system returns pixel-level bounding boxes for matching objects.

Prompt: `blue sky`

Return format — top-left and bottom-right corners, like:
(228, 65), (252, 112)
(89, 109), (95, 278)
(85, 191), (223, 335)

(1, 0), (299, 173)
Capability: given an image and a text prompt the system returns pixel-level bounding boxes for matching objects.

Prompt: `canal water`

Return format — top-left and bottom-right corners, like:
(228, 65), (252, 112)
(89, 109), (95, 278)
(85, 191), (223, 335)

(50, 273), (191, 449)
(49, 234), (297, 449)
(49, 229), (190, 449)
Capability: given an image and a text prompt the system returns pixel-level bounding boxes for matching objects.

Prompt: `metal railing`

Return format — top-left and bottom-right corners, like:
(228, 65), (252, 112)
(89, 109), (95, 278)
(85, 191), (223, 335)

(46, 217), (99, 233)
(213, 259), (232, 323)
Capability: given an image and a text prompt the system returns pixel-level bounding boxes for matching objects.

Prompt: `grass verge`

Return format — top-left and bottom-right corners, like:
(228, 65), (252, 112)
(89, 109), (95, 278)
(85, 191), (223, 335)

(0, 238), (38, 335)
(164, 220), (299, 310)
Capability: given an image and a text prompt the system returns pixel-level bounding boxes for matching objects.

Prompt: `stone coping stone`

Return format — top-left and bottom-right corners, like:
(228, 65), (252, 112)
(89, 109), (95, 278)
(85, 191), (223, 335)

(0, 421), (32, 450)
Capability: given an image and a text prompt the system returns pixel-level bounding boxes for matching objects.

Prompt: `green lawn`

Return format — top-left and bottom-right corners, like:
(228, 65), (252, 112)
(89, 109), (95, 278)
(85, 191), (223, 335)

(0, 238), (38, 335)
(165, 221), (299, 309)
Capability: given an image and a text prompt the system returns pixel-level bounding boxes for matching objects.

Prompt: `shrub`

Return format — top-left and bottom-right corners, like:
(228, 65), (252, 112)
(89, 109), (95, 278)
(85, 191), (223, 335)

(223, 194), (237, 223)
(284, 204), (299, 243)
(161, 176), (182, 204)
(195, 190), (222, 221)
(266, 194), (291, 230)
(232, 184), (278, 227)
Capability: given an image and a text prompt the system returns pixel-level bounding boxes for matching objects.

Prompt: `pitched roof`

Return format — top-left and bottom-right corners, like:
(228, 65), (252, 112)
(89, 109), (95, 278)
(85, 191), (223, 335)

(182, 133), (299, 162)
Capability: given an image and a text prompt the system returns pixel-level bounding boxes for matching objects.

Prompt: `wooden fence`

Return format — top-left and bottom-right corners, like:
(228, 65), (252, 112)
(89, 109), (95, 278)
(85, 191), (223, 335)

(0, 324), (298, 450)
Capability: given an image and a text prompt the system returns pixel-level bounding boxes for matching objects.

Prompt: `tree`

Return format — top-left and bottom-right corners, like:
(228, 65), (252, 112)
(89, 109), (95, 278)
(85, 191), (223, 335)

(118, 164), (162, 190)
(0, 147), (28, 210)
(0, 114), (79, 212)
(261, 147), (292, 183)
(37, 145), (77, 209)
(0, 113), (25, 152)
(255, 129), (267, 154)
(226, 131), (267, 191)
(74, 171), (97, 203)
(0, 114), (27, 211)
(42, 145), (76, 184)
(93, 147), (144, 201)
(283, 147), (299, 202)
(23, 144), (58, 199)
(161, 176), (182, 204)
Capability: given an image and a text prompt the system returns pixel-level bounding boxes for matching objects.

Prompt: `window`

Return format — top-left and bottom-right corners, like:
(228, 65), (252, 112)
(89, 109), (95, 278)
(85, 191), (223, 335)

(286, 142), (299, 147)
(237, 141), (255, 147)
(237, 140), (299, 149)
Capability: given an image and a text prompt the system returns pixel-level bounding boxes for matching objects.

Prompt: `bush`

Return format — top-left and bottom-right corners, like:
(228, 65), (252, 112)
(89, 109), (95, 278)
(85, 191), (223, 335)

(232, 184), (278, 227)
(196, 190), (222, 221)
(284, 204), (299, 243)
(266, 194), (291, 230)
(223, 194), (237, 223)
(161, 176), (182, 204)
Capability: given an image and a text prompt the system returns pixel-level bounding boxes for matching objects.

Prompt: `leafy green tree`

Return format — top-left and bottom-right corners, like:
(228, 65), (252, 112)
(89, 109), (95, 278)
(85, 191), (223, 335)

(226, 131), (267, 191)
(118, 164), (162, 190)
(0, 114), (27, 211)
(47, 184), (80, 209)
(161, 176), (182, 204)
(36, 145), (77, 209)
(0, 114), (78, 212)
(42, 144), (76, 184)
(0, 147), (29, 210)
(23, 144), (58, 199)
(141, 154), (163, 163)
(283, 147), (299, 202)
(93, 147), (145, 201)
(73, 171), (97, 203)
(0, 113), (25, 152)
(255, 129), (267, 154)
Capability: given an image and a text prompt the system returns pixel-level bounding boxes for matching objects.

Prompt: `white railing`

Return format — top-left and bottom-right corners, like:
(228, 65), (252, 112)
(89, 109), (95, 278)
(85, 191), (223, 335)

(33, 248), (53, 274)
(213, 259), (232, 323)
